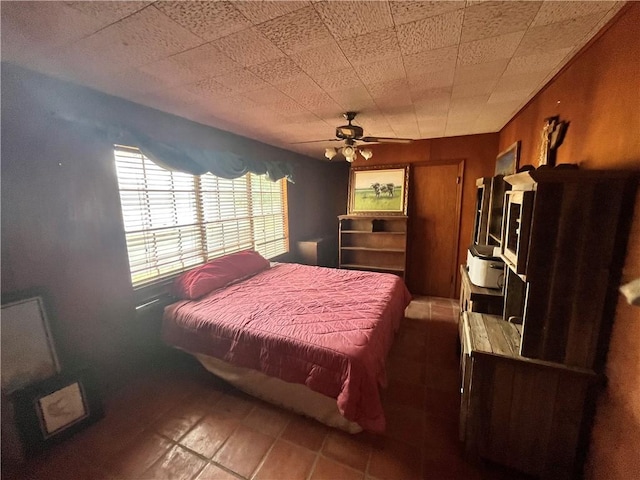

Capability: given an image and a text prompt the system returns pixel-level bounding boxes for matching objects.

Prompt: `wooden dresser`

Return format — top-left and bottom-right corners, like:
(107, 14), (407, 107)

(460, 312), (597, 478)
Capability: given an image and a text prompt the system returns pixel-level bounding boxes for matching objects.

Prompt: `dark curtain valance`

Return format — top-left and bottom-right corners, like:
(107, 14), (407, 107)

(56, 113), (294, 182)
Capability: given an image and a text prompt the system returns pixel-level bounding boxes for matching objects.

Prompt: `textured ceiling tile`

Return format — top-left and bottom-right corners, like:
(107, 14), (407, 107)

(515, 13), (604, 56)
(248, 57), (306, 85)
(417, 115), (448, 130)
(356, 57), (406, 85)
(257, 6), (332, 55)
(185, 77), (237, 99)
(461, 1), (541, 43)
(390, 1), (465, 25)
(312, 1), (394, 40)
(170, 43), (240, 78)
(213, 27), (284, 67)
(79, 6), (204, 67)
(276, 75), (324, 99)
(452, 80), (497, 99)
(311, 68), (364, 92)
(397, 9), (464, 55)
(494, 71), (548, 93)
(408, 69), (455, 91)
(289, 41), (351, 76)
(1, 1), (120, 61)
(234, 1), (310, 24)
(328, 87), (377, 111)
(403, 46), (458, 77)
(449, 95), (489, 117)
(266, 98), (313, 118)
(488, 88), (535, 105)
(504, 48), (572, 76)
(214, 69), (269, 94)
(154, 1), (251, 41)
(138, 57), (209, 87)
(242, 86), (293, 106)
(295, 91), (343, 112)
(458, 30), (525, 66)
(412, 87), (452, 109)
(65, 1), (152, 23)
(454, 58), (509, 85)
(340, 28), (402, 65)
(531, 1), (613, 27)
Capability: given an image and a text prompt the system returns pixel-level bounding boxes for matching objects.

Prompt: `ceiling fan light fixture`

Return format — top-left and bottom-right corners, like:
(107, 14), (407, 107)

(360, 148), (373, 160)
(324, 147), (337, 160)
(342, 145), (356, 163)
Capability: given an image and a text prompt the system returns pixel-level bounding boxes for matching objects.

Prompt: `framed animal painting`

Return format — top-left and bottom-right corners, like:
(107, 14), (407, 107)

(348, 165), (409, 215)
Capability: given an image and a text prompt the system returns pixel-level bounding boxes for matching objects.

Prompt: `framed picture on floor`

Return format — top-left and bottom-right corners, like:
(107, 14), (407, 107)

(348, 164), (410, 215)
(1, 289), (61, 394)
(12, 368), (103, 454)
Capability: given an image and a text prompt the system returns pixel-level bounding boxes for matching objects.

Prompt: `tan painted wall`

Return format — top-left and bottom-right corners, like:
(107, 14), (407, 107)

(498, 5), (640, 478)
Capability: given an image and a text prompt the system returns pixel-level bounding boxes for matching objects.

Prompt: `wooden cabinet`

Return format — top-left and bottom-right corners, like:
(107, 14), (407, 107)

(487, 175), (510, 247)
(460, 312), (597, 479)
(459, 168), (637, 478)
(459, 266), (503, 315)
(338, 215), (407, 278)
(501, 170), (636, 369)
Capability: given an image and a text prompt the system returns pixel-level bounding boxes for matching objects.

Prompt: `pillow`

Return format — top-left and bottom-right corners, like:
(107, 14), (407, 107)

(173, 250), (270, 300)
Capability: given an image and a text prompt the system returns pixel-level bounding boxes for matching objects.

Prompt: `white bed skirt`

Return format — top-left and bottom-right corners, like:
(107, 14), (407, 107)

(193, 352), (363, 433)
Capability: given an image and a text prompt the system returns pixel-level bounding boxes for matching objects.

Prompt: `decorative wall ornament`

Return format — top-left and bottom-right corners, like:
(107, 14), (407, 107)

(348, 165), (410, 215)
(537, 116), (570, 167)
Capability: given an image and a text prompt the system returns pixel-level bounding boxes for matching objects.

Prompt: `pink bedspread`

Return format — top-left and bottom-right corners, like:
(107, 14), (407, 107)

(162, 263), (411, 432)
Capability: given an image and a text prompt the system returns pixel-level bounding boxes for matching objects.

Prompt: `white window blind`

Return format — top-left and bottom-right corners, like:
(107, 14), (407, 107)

(114, 145), (288, 288)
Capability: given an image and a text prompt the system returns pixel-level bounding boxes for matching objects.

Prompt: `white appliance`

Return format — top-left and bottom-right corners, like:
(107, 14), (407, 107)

(467, 245), (504, 289)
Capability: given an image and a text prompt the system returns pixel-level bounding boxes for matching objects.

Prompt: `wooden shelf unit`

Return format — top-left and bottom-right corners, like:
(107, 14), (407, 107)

(501, 169), (636, 370)
(338, 215), (407, 278)
(459, 265), (503, 316)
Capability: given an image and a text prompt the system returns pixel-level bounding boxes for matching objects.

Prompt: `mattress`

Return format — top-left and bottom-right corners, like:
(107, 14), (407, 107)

(162, 263), (411, 432)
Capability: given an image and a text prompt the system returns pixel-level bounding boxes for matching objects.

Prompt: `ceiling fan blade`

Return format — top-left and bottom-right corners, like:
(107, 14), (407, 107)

(361, 136), (413, 144)
(289, 139), (341, 144)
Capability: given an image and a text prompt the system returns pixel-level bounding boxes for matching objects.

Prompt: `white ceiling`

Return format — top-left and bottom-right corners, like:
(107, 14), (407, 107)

(1, 1), (625, 160)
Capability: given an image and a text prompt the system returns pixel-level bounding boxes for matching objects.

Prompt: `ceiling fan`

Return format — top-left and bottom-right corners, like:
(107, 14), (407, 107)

(294, 112), (413, 162)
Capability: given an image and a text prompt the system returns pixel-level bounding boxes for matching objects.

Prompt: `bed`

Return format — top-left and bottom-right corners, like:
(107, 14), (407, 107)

(162, 252), (411, 433)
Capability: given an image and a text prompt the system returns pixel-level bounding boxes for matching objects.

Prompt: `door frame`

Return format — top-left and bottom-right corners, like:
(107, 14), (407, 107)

(409, 159), (465, 298)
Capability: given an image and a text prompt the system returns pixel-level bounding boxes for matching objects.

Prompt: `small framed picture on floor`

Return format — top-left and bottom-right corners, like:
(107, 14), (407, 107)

(12, 368), (103, 455)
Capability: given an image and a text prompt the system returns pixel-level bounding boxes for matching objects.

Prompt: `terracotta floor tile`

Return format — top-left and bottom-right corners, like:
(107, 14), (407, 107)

(310, 456), (364, 480)
(142, 444), (207, 480)
(180, 413), (240, 458)
(103, 430), (172, 479)
(385, 405), (424, 447)
(369, 438), (423, 480)
(423, 365), (460, 394)
(214, 392), (255, 419)
(322, 431), (371, 472)
(382, 380), (426, 410)
(212, 425), (274, 478)
(387, 356), (424, 385)
(151, 399), (210, 441)
(195, 463), (242, 480)
(242, 403), (291, 437)
(253, 439), (316, 480)
(71, 414), (145, 463)
(281, 416), (329, 452)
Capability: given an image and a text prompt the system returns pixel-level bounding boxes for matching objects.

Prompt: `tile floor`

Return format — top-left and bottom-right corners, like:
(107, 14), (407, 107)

(4, 296), (528, 480)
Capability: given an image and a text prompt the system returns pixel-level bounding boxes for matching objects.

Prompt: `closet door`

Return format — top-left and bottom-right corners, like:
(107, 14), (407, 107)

(407, 162), (462, 297)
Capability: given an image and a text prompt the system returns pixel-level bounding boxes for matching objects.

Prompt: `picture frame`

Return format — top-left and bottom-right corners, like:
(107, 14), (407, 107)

(495, 141), (521, 176)
(348, 165), (410, 215)
(12, 368), (103, 455)
(1, 289), (61, 394)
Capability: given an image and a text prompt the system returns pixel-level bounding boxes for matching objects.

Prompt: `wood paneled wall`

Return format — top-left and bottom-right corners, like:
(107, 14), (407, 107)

(498, 5), (640, 478)
(350, 134), (499, 296)
(0, 64), (348, 383)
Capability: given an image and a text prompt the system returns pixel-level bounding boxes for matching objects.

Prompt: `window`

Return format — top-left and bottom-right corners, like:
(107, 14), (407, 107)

(114, 145), (288, 288)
